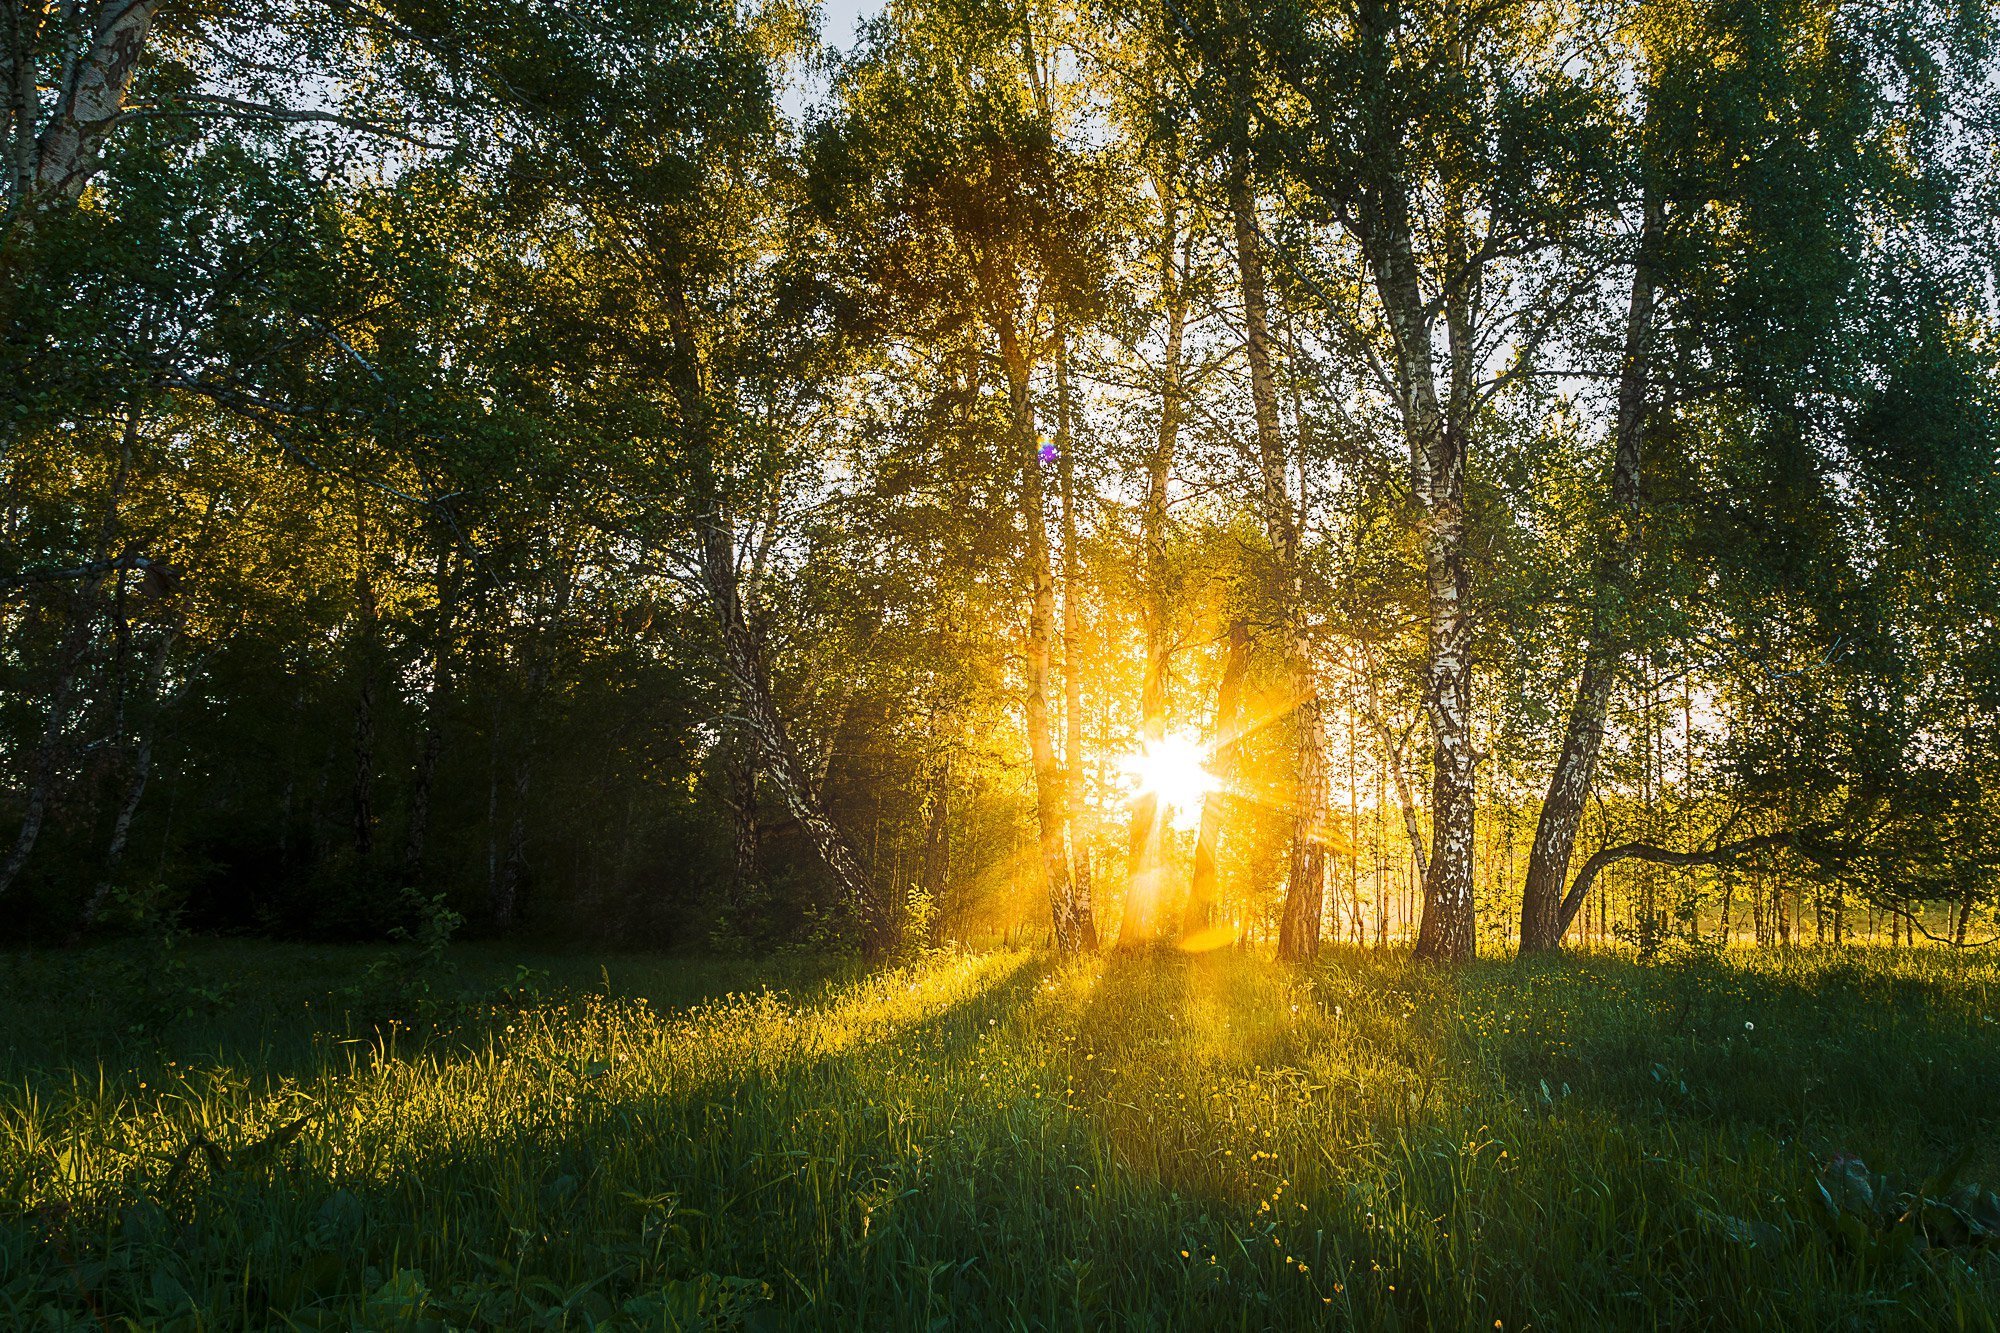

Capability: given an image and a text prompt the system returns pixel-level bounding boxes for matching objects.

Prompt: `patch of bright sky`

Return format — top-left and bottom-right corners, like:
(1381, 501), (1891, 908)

(781, 0), (883, 124)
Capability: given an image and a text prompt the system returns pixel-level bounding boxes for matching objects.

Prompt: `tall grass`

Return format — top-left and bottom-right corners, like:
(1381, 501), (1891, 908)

(3, 942), (1998, 1328)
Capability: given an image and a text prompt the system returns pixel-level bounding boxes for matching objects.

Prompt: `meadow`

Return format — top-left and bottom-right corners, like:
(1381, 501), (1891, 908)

(4, 940), (2000, 1330)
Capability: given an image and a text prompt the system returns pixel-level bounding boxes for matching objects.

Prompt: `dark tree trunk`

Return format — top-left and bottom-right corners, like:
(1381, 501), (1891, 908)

(697, 512), (890, 954)
(352, 673), (377, 860)
(1277, 676), (1328, 964)
(724, 722), (760, 909)
(1552, 829), (1805, 941)
(490, 552), (571, 931)
(492, 768), (528, 930)
(920, 751), (949, 906)
(1232, 162), (1328, 965)
(81, 620), (181, 926)
(0, 601), (92, 897)
(0, 405), (138, 898)
(350, 500), (381, 864)
(402, 549), (459, 882)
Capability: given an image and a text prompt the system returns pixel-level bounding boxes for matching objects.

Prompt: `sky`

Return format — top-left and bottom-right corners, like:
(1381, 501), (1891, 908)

(819, 0), (880, 51)
(782, 0), (882, 121)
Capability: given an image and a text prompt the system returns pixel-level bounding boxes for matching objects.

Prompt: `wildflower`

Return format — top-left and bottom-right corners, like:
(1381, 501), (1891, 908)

(1744, 1021), (1754, 1031)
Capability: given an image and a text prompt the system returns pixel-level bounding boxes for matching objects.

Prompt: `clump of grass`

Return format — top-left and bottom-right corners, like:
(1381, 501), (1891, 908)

(3, 944), (1999, 1328)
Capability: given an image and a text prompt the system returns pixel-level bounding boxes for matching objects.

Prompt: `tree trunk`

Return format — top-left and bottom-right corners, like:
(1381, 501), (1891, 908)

(654, 274), (888, 954)
(352, 676), (377, 860)
(350, 498), (380, 864)
(402, 548), (459, 881)
(492, 764), (527, 929)
(1, 402), (138, 897)
(0, 599), (92, 897)
(491, 546), (574, 931)
(1230, 169), (1292, 562)
(1188, 620), (1250, 932)
(81, 620), (180, 925)
(1552, 829), (1804, 941)
(1356, 655), (1430, 882)
(1123, 184), (1187, 950)
(1057, 332), (1100, 951)
(1231, 162), (1326, 965)
(4, 2), (160, 239)
(1359, 147), (1477, 961)
(1519, 192), (1665, 952)
(723, 722), (760, 910)
(919, 750), (949, 909)
(696, 512), (891, 954)
(1277, 676), (1328, 964)
(995, 313), (1088, 955)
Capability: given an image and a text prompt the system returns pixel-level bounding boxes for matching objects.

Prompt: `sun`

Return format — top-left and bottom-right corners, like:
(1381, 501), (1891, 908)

(1118, 732), (1217, 828)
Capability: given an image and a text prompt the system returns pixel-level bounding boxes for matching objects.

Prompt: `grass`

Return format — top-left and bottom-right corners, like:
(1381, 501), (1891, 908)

(4, 940), (2000, 1329)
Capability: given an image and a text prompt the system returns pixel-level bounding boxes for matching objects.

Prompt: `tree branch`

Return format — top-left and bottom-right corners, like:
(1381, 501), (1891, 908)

(1556, 828), (1815, 940)
(119, 95), (448, 149)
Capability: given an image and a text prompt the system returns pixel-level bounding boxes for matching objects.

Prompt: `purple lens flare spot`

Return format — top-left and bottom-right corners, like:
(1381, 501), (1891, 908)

(1039, 442), (1059, 464)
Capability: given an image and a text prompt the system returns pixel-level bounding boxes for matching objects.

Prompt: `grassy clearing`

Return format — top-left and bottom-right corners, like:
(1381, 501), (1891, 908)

(4, 942), (2000, 1329)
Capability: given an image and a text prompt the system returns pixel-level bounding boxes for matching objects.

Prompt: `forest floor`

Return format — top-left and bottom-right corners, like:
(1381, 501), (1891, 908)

(3, 940), (2000, 1329)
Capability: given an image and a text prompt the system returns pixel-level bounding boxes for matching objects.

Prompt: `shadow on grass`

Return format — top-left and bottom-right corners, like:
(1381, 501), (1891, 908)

(9, 943), (2000, 1329)
(1441, 947), (2000, 1166)
(1, 949), (1046, 1328)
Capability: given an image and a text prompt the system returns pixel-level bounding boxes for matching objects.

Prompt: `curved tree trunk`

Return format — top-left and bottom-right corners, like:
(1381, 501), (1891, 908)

(1554, 829), (1805, 941)
(697, 513), (890, 955)
(0, 600), (92, 898)
(1519, 192), (1665, 952)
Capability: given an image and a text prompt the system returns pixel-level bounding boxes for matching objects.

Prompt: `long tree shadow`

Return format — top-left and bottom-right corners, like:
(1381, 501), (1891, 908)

(13, 944), (1999, 1329)
(2, 950), (1047, 1328)
(1461, 947), (2000, 1164)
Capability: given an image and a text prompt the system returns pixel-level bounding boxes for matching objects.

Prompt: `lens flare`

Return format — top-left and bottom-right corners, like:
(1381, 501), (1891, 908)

(1118, 732), (1216, 828)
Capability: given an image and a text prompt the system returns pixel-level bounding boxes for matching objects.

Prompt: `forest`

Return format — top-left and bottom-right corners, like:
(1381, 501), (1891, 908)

(5, 0), (2000, 1327)
(5, 0), (2000, 961)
